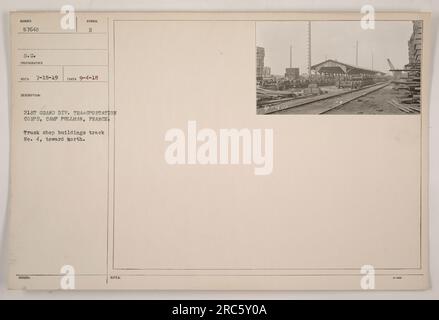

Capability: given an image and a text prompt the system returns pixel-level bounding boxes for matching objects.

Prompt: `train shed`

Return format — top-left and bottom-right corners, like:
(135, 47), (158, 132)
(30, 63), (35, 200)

(311, 59), (385, 76)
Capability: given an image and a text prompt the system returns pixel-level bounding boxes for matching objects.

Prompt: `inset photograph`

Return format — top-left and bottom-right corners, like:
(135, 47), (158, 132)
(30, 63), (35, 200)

(256, 21), (422, 115)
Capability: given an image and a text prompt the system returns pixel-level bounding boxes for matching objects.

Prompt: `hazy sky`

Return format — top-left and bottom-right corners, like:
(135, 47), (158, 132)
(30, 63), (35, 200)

(256, 21), (414, 75)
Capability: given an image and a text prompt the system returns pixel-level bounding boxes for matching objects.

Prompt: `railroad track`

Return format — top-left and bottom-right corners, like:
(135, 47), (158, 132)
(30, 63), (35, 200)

(261, 82), (391, 115)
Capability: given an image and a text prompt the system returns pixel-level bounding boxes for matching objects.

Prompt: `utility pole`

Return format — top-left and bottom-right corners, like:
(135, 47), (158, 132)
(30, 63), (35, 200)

(356, 41), (359, 66)
(290, 44), (292, 68)
(308, 21), (311, 79)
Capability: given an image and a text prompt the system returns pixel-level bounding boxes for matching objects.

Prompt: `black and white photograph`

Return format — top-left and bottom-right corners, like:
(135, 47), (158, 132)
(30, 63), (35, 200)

(256, 20), (423, 115)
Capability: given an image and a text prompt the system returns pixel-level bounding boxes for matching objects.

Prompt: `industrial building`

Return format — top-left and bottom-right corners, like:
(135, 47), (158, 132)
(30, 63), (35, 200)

(311, 59), (384, 77)
(285, 67), (300, 80)
(256, 46), (265, 80)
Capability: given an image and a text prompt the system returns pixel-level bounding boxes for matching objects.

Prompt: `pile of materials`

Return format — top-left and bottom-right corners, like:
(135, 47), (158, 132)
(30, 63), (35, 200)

(389, 21), (422, 114)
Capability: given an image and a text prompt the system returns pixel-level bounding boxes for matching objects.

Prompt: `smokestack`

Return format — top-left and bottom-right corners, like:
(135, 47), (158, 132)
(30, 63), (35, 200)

(356, 41), (359, 66)
(308, 21), (311, 78)
(290, 44), (292, 68)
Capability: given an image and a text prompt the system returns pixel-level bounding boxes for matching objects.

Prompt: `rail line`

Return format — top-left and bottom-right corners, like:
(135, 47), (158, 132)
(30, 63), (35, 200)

(261, 81), (391, 115)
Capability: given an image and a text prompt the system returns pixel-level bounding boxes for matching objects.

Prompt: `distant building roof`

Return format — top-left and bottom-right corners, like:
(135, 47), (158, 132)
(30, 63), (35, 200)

(311, 59), (385, 75)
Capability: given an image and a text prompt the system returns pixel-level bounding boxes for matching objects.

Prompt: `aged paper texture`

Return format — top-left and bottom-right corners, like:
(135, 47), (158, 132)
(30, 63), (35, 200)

(8, 11), (430, 290)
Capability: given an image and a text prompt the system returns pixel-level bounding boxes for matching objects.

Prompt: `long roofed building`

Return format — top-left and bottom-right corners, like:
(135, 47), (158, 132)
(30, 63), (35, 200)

(311, 59), (385, 76)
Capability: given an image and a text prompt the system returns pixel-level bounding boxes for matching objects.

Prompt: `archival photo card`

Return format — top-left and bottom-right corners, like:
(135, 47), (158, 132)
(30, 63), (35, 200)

(8, 11), (430, 291)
